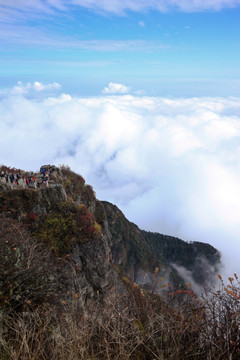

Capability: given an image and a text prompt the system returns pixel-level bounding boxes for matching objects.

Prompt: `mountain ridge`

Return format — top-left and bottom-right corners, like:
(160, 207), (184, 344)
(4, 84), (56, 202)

(0, 164), (221, 307)
(103, 200), (221, 293)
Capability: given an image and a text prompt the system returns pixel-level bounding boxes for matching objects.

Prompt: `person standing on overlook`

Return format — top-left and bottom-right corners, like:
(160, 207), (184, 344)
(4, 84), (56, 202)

(10, 173), (14, 184)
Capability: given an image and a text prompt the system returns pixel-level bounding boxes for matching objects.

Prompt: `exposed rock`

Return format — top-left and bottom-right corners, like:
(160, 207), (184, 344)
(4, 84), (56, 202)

(38, 184), (68, 204)
(0, 166), (125, 308)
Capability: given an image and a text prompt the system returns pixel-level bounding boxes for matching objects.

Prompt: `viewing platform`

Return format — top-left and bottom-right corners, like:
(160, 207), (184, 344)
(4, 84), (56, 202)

(0, 165), (57, 191)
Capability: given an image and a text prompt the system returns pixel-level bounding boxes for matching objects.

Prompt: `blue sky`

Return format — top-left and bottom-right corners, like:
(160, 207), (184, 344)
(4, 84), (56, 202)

(0, 0), (240, 96)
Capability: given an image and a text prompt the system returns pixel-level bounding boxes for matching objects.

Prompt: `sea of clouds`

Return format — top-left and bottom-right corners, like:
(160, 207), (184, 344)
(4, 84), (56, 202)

(1, 82), (240, 276)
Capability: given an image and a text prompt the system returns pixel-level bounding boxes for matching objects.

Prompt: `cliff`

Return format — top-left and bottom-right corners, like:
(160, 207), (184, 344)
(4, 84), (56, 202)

(0, 165), (221, 311)
(0, 165), (123, 310)
(103, 201), (221, 293)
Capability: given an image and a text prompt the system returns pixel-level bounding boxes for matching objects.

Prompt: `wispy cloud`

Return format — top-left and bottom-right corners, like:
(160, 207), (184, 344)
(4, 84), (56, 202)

(0, 24), (168, 51)
(138, 21), (145, 27)
(0, 0), (56, 23)
(0, 0), (240, 21)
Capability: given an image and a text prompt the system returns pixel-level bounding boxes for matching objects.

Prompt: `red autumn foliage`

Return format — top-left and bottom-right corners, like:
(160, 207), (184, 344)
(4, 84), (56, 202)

(28, 213), (38, 221)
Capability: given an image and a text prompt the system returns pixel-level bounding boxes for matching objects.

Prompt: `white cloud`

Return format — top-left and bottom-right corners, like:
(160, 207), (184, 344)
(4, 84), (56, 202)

(138, 21), (145, 27)
(1, 92), (240, 276)
(11, 81), (61, 95)
(12, 81), (31, 95)
(0, 0), (240, 20)
(43, 93), (72, 105)
(33, 81), (61, 92)
(102, 82), (130, 94)
(72, 0), (240, 13)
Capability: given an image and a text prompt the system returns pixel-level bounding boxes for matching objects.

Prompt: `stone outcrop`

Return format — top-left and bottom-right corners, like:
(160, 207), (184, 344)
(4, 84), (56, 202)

(0, 167), (124, 307)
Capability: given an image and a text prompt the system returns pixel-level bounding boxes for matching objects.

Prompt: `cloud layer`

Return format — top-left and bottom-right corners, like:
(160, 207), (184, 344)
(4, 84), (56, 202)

(1, 0), (240, 18)
(1, 90), (240, 276)
(70, 0), (240, 13)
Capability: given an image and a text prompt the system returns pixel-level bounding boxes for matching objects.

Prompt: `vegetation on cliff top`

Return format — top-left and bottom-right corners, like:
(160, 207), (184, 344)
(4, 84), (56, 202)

(0, 165), (104, 255)
(37, 201), (102, 255)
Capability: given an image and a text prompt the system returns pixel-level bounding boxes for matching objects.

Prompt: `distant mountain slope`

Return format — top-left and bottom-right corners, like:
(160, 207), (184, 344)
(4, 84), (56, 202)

(103, 201), (221, 292)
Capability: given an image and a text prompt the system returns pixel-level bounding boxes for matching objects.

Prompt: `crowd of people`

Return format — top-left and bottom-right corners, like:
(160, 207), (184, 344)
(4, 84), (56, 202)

(1, 170), (34, 186)
(0, 166), (55, 189)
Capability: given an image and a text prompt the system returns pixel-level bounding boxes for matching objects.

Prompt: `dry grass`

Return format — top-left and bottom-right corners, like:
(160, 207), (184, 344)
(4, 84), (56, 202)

(1, 277), (240, 360)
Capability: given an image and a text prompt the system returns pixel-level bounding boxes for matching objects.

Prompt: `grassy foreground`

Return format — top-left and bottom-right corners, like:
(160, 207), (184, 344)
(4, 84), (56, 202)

(0, 274), (240, 360)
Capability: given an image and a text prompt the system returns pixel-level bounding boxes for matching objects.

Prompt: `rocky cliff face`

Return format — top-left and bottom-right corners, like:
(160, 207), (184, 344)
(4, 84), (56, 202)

(0, 165), (221, 310)
(103, 201), (221, 294)
(0, 166), (123, 309)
